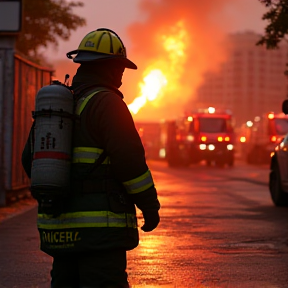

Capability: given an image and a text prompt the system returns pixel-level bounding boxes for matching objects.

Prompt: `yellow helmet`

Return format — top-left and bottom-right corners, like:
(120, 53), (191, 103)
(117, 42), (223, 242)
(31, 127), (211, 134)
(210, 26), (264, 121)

(66, 28), (137, 69)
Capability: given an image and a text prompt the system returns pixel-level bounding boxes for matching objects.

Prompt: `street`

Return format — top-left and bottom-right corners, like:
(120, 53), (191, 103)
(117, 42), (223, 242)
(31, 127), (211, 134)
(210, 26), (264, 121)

(0, 160), (287, 288)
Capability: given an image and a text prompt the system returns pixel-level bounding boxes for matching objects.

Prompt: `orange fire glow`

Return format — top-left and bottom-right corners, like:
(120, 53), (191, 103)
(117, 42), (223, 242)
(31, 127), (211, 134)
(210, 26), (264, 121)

(128, 69), (167, 114)
(128, 21), (188, 115)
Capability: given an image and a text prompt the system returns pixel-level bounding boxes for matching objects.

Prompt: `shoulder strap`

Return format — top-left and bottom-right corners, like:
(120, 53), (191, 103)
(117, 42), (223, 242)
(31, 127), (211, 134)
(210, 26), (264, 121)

(75, 89), (108, 116)
(74, 87), (110, 173)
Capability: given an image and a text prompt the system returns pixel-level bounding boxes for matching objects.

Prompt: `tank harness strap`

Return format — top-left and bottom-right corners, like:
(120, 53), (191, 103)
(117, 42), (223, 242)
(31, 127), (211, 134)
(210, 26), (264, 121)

(75, 88), (109, 174)
(74, 89), (110, 193)
(75, 89), (108, 116)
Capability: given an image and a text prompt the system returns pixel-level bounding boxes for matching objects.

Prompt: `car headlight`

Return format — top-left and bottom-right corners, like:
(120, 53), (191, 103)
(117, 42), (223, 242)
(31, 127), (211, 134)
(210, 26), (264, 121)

(199, 144), (206, 150)
(208, 144), (215, 151)
(227, 144), (234, 150)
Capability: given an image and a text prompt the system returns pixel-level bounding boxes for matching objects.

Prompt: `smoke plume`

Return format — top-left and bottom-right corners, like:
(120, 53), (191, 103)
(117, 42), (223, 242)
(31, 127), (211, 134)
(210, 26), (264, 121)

(121, 0), (261, 121)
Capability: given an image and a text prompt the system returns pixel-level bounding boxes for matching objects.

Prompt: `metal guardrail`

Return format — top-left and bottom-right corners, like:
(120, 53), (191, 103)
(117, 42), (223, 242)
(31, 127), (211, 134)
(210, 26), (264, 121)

(0, 52), (53, 206)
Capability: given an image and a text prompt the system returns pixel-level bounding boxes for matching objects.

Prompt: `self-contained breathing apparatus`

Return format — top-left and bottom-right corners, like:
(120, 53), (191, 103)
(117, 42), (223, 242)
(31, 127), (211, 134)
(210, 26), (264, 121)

(30, 75), (74, 215)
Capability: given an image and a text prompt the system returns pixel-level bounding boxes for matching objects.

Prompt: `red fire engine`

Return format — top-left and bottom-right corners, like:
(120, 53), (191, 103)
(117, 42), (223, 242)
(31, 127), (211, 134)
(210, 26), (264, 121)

(159, 107), (235, 167)
(239, 112), (288, 164)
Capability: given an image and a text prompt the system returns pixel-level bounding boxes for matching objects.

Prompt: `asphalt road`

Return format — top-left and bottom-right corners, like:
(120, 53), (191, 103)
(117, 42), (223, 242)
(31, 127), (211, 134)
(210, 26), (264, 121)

(0, 160), (287, 288)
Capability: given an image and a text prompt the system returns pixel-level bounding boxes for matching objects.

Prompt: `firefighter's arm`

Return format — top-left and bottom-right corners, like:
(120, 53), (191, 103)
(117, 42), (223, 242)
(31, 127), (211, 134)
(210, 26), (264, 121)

(88, 92), (160, 231)
(129, 186), (160, 232)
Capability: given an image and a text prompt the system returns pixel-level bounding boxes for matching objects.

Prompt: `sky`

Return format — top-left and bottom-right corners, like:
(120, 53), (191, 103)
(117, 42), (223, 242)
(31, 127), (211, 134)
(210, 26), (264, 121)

(46, 0), (144, 60)
(47, 0), (269, 122)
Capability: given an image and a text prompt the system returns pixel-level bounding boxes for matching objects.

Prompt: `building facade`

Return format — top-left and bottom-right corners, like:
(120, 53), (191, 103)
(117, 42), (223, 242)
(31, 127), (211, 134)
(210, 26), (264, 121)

(194, 31), (288, 127)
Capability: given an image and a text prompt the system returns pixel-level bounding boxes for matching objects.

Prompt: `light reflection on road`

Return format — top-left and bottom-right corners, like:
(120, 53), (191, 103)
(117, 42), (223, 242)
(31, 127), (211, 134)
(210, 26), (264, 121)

(127, 160), (288, 288)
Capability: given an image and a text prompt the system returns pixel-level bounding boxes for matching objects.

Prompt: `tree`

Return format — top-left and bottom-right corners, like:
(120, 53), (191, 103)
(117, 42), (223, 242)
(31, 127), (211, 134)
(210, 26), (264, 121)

(257, 0), (288, 49)
(16, 0), (86, 63)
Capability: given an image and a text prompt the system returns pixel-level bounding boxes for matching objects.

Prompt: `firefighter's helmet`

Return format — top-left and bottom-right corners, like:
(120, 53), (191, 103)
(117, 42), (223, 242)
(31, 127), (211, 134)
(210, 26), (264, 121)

(66, 28), (137, 69)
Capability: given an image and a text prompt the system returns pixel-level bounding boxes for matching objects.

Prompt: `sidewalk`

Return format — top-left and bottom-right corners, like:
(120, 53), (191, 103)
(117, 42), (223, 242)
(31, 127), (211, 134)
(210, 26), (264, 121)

(0, 195), (37, 223)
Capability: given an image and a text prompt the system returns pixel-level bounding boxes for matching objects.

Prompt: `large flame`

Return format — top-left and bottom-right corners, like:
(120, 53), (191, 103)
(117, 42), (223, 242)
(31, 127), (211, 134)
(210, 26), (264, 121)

(128, 69), (167, 114)
(128, 21), (188, 115)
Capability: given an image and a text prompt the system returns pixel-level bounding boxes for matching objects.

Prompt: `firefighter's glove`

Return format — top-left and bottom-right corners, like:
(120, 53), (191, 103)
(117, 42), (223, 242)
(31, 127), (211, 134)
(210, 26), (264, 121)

(141, 210), (160, 232)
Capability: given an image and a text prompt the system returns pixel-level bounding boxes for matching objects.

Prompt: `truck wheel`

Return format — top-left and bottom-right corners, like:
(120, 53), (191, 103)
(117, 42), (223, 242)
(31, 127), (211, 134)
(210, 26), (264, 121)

(166, 148), (180, 167)
(227, 153), (234, 167)
(228, 157), (234, 167)
(246, 152), (254, 164)
(269, 162), (288, 206)
(179, 150), (190, 167)
(215, 159), (225, 168)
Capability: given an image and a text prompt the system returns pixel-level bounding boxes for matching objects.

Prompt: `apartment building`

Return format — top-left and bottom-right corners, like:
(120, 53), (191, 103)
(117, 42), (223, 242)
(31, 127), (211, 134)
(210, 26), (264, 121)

(194, 31), (288, 127)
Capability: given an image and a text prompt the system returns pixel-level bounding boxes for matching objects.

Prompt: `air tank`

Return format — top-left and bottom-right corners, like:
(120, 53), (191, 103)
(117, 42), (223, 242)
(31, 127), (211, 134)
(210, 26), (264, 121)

(31, 83), (74, 198)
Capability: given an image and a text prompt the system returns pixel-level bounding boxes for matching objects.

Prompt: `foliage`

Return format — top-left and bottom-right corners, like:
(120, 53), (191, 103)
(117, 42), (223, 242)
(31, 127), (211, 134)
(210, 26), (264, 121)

(257, 0), (288, 49)
(16, 0), (86, 63)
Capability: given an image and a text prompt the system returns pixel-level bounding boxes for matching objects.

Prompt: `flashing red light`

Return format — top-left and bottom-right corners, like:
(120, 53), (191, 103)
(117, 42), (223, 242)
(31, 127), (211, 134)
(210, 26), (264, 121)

(218, 136), (230, 142)
(201, 136), (207, 142)
(270, 135), (277, 142)
(240, 136), (246, 143)
(268, 113), (274, 119)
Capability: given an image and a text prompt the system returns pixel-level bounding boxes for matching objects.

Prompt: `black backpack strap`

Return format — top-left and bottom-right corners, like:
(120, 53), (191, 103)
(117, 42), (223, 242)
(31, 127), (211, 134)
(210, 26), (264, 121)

(89, 150), (108, 173)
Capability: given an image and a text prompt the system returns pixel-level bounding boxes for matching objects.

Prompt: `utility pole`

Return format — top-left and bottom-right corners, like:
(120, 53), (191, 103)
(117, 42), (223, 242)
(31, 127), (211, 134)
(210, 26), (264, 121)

(0, 0), (22, 207)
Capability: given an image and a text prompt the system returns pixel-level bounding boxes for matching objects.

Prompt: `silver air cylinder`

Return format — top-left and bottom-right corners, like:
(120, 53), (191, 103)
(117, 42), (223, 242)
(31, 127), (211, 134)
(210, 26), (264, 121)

(31, 84), (74, 195)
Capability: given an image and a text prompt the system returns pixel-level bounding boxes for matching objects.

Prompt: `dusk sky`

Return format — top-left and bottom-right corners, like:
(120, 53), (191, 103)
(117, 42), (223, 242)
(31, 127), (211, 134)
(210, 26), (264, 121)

(48, 0), (271, 121)
(46, 0), (268, 60)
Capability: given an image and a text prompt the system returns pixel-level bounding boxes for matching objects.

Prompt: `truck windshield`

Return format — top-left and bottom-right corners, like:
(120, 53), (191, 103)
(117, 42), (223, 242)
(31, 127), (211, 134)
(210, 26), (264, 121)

(275, 118), (288, 135)
(198, 118), (227, 133)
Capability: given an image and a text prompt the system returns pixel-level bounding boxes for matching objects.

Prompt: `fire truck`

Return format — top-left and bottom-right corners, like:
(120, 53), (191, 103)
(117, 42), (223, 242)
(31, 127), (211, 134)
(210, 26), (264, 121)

(159, 107), (235, 167)
(240, 112), (288, 165)
(134, 122), (161, 160)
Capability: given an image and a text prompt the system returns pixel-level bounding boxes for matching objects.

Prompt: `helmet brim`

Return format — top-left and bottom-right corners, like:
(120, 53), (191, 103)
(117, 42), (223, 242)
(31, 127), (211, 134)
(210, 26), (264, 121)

(67, 50), (137, 69)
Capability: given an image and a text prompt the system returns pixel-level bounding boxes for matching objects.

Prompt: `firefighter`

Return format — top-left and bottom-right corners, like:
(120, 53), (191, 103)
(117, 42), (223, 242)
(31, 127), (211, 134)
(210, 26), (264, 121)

(22, 28), (160, 288)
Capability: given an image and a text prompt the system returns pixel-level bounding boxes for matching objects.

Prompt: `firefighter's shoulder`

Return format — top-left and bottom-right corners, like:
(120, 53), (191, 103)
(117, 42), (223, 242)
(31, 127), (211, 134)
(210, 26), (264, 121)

(87, 89), (133, 125)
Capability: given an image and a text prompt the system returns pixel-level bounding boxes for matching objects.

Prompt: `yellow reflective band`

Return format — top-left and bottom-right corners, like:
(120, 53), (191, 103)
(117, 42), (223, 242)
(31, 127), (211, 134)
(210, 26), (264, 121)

(74, 147), (103, 153)
(37, 211), (137, 230)
(75, 90), (106, 116)
(123, 170), (154, 194)
(72, 147), (110, 164)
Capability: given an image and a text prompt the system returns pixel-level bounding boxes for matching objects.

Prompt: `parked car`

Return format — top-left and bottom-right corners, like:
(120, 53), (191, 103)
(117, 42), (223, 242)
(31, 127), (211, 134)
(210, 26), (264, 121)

(269, 99), (288, 206)
(269, 134), (288, 206)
